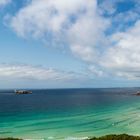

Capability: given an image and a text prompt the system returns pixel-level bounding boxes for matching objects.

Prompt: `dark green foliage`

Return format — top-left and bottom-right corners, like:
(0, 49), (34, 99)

(0, 138), (22, 140)
(89, 134), (140, 140)
(1, 134), (140, 140)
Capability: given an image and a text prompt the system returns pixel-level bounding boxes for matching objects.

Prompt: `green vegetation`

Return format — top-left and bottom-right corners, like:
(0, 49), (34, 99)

(0, 138), (22, 140)
(1, 134), (140, 140)
(88, 134), (140, 140)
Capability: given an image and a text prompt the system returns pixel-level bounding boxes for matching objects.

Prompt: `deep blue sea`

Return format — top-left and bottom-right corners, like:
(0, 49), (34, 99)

(0, 88), (140, 139)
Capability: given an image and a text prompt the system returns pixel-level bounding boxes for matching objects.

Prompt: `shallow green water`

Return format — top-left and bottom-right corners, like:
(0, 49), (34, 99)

(0, 89), (140, 139)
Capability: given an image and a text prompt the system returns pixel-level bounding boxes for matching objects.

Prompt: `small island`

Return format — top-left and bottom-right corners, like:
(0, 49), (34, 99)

(15, 90), (32, 94)
(133, 91), (140, 96)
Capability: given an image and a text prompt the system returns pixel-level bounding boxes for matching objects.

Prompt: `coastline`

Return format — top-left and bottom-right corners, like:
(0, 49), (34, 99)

(2, 134), (140, 140)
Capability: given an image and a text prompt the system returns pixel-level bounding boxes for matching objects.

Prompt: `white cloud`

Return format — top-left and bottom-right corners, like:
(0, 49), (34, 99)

(101, 20), (140, 79)
(8, 0), (140, 80)
(88, 65), (104, 77)
(10, 0), (91, 37)
(70, 45), (97, 63)
(0, 64), (86, 81)
(0, 0), (11, 7)
(10, 0), (109, 63)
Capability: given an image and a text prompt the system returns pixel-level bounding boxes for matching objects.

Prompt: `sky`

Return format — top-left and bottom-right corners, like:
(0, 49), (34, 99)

(0, 0), (140, 89)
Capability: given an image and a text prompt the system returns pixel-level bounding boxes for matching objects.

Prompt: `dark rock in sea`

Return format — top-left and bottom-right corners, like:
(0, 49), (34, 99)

(133, 91), (140, 96)
(15, 90), (32, 94)
(88, 134), (140, 140)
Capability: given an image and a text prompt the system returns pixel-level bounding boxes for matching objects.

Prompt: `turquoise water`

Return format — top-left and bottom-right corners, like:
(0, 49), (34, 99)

(0, 88), (140, 139)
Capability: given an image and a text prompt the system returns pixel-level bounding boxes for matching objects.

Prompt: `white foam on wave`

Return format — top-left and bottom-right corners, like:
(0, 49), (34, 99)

(23, 136), (88, 140)
(65, 136), (89, 140)
(24, 139), (45, 140)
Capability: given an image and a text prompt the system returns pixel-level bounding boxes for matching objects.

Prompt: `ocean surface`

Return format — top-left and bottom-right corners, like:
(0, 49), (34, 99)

(0, 88), (140, 140)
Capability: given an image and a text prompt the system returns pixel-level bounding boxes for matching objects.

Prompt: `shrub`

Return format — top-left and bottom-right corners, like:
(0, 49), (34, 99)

(89, 134), (140, 140)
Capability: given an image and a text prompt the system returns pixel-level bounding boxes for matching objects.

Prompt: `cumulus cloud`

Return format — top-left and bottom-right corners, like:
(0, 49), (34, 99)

(10, 0), (109, 63)
(0, 64), (86, 81)
(0, 0), (11, 7)
(101, 20), (140, 79)
(7, 0), (140, 80)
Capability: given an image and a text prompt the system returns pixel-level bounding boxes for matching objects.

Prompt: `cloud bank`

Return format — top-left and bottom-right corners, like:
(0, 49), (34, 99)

(0, 64), (87, 81)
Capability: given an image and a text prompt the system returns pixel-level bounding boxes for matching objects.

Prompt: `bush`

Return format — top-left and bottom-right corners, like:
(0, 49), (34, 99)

(89, 134), (140, 140)
(0, 138), (22, 140)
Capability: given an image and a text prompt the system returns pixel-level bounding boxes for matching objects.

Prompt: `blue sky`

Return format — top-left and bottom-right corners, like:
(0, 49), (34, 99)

(0, 0), (140, 89)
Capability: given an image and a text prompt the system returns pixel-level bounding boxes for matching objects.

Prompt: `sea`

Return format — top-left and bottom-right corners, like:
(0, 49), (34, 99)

(0, 88), (140, 140)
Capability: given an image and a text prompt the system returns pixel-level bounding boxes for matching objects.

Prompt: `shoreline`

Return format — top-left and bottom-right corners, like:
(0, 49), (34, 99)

(1, 134), (140, 140)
